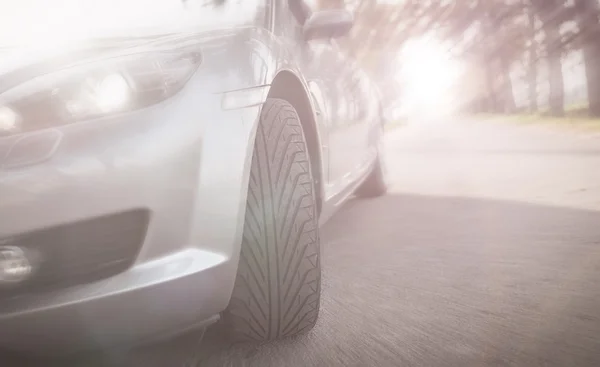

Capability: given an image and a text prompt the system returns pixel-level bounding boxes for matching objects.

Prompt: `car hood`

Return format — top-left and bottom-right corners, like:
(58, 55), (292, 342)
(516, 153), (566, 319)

(0, 0), (265, 43)
(0, 0), (267, 90)
(0, 0), (265, 72)
(0, 29), (246, 96)
(0, 35), (178, 75)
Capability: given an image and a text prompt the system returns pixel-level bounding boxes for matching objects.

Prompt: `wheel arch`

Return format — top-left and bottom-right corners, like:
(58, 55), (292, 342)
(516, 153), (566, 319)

(266, 69), (324, 215)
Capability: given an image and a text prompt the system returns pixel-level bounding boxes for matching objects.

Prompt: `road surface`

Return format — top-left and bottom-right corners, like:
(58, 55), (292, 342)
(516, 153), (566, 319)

(8, 117), (600, 366)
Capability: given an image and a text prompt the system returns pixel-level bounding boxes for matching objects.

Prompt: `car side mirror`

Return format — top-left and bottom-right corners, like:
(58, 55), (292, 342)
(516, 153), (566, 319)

(303, 10), (354, 41)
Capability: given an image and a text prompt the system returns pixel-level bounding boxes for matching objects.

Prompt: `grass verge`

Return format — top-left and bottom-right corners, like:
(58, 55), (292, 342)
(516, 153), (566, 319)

(384, 119), (408, 132)
(473, 112), (600, 133)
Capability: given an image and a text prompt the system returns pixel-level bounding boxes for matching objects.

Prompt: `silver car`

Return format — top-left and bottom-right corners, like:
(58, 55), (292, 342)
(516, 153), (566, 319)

(0, 0), (387, 354)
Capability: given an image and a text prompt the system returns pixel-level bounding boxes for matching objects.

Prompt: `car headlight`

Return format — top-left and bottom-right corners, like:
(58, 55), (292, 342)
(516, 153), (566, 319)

(0, 48), (201, 137)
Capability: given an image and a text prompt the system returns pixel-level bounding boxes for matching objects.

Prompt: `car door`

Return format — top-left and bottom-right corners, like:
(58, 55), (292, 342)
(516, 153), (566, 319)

(351, 65), (381, 163)
(301, 41), (350, 194)
(325, 42), (373, 195)
(276, 0), (376, 198)
(275, 0), (348, 190)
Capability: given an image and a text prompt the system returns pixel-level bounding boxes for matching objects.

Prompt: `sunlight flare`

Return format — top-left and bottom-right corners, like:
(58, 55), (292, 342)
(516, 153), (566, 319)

(397, 36), (463, 116)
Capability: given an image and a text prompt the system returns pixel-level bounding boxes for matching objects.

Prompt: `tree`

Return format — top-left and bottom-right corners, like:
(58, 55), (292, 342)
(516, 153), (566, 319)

(333, 0), (572, 116)
(525, 0), (538, 112)
(574, 0), (600, 116)
(528, 0), (569, 116)
(443, 0), (527, 112)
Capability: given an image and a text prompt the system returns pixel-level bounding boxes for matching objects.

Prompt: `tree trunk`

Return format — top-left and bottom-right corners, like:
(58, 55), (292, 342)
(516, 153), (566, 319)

(575, 0), (600, 116)
(533, 0), (565, 116)
(544, 26), (565, 116)
(583, 41), (600, 117)
(500, 55), (516, 113)
(484, 58), (498, 112)
(480, 14), (498, 113)
(528, 56), (538, 112)
(527, 2), (538, 112)
(582, 42), (600, 116)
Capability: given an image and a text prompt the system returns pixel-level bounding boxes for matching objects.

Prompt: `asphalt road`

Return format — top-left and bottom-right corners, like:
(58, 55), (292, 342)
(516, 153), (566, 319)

(8, 117), (600, 366)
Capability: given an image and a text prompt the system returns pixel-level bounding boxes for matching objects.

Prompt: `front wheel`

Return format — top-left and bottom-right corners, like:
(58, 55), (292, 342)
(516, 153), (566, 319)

(222, 98), (321, 341)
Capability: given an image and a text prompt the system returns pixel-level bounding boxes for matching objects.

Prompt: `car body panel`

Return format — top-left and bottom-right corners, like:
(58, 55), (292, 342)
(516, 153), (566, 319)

(0, 0), (382, 352)
(0, 28), (270, 353)
(271, 0), (379, 219)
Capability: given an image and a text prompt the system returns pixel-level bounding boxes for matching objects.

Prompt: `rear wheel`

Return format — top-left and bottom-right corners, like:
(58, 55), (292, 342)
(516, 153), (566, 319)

(223, 98), (321, 341)
(355, 152), (388, 198)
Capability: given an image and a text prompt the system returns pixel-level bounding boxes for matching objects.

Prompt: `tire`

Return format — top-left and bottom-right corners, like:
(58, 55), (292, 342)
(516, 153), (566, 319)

(223, 98), (321, 342)
(355, 153), (388, 198)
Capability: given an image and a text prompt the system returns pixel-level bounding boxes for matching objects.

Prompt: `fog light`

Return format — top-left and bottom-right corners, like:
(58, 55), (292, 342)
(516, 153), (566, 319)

(0, 246), (33, 284)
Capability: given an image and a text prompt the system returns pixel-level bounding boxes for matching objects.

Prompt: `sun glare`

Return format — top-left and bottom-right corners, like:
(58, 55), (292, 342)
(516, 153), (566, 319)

(397, 37), (463, 115)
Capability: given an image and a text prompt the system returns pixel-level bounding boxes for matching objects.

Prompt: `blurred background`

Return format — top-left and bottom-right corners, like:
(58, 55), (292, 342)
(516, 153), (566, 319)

(310, 0), (600, 122)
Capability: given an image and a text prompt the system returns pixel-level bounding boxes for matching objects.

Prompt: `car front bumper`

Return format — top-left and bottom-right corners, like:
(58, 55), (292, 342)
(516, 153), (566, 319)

(0, 69), (263, 353)
(0, 249), (227, 353)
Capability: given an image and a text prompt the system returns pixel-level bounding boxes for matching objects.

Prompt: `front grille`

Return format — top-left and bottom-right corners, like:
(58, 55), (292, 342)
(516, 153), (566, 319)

(0, 209), (149, 298)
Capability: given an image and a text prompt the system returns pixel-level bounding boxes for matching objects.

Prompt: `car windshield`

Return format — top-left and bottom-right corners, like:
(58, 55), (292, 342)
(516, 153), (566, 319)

(0, 0), (263, 47)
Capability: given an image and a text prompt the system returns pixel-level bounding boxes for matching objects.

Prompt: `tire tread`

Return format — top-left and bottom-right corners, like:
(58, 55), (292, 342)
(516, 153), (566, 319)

(224, 98), (321, 341)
